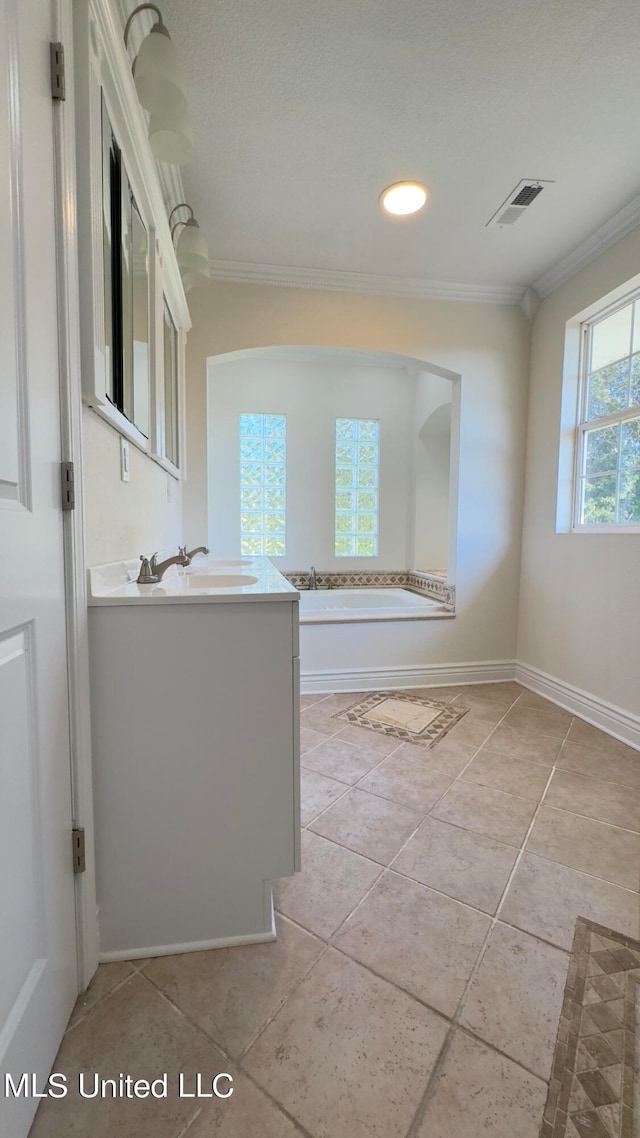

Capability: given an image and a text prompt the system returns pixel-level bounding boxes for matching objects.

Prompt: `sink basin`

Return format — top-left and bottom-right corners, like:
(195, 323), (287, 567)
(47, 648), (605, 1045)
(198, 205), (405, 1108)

(181, 574), (258, 589)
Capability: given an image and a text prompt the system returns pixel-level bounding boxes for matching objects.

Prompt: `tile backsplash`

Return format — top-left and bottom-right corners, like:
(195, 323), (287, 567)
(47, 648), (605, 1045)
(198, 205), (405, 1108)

(285, 569), (456, 611)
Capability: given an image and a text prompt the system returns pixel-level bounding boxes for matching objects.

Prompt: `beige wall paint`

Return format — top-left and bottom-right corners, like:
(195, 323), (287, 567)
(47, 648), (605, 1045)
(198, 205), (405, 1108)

(414, 372), (452, 573)
(517, 227), (640, 715)
(185, 283), (530, 663)
(83, 408), (183, 566)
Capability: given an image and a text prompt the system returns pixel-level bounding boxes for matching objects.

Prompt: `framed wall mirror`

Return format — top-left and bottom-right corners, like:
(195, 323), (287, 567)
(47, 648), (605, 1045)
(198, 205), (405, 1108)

(101, 96), (150, 439)
(79, 11), (191, 476)
(163, 299), (179, 467)
(129, 197), (150, 438)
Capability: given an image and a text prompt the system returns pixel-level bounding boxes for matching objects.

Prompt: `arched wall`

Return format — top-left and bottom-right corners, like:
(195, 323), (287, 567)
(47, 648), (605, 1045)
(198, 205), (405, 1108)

(205, 345), (460, 576)
(184, 281), (530, 666)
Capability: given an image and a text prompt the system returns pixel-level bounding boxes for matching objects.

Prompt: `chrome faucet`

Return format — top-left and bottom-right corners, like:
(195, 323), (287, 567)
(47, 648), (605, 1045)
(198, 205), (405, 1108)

(308, 566), (318, 590)
(182, 545), (209, 562)
(137, 551), (190, 584)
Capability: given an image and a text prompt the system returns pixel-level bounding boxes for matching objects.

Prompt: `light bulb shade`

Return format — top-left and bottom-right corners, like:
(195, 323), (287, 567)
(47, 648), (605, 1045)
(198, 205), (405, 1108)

(181, 267), (210, 293)
(176, 220), (209, 274)
(133, 24), (186, 119)
(148, 105), (194, 165)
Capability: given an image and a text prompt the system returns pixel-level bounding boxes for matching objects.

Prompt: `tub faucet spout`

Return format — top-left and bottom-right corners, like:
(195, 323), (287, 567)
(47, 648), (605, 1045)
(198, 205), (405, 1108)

(309, 566), (318, 590)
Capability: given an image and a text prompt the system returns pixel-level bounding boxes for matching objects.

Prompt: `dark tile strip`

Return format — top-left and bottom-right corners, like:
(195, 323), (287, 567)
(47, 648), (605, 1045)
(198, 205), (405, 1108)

(621, 971), (638, 1138)
(542, 917), (640, 1138)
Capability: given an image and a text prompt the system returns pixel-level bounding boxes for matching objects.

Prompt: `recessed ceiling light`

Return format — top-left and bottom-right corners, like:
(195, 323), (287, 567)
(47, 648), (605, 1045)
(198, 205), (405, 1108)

(380, 182), (428, 216)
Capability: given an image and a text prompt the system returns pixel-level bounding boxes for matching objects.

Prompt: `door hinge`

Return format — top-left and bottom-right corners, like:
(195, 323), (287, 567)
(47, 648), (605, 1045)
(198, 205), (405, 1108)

(72, 828), (86, 874)
(61, 460), (75, 510)
(50, 42), (66, 101)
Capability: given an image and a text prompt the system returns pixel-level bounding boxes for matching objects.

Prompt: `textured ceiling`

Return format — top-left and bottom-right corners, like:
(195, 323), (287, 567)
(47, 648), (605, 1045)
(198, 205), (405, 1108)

(158, 0), (640, 289)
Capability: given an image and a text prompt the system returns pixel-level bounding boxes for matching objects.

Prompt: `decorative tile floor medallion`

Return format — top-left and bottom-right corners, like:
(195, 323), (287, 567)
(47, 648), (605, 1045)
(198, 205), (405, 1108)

(541, 917), (640, 1138)
(334, 690), (468, 747)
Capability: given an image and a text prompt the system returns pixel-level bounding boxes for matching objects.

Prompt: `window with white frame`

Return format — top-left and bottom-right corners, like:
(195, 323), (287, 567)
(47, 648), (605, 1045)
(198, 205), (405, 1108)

(239, 414), (286, 555)
(575, 293), (640, 528)
(335, 418), (379, 556)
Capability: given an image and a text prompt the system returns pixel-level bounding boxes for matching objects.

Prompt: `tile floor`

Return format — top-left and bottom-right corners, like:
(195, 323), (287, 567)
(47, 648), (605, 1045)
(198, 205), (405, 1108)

(29, 683), (640, 1138)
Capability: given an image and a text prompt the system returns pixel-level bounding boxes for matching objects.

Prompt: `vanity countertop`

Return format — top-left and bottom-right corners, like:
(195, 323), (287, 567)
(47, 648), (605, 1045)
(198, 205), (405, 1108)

(88, 556), (299, 607)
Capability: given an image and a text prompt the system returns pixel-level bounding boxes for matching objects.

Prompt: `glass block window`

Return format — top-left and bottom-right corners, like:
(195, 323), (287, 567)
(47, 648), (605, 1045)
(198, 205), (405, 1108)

(575, 293), (640, 527)
(239, 414), (286, 555)
(335, 418), (379, 556)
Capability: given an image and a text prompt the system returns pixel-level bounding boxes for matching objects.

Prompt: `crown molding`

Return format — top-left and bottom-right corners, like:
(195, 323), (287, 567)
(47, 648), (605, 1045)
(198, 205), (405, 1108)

(208, 259), (526, 305)
(533, 192), (640, 299)
(519, 286), (540, 323)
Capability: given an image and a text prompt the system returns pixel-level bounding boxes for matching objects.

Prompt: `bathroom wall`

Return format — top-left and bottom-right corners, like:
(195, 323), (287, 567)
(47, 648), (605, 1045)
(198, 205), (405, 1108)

(82, 409), (183, 566)
(207, 353), (417, 572)
(517, 225), (640, 716)
(184, 283), (530, 667)
(413, 373), (453, 573)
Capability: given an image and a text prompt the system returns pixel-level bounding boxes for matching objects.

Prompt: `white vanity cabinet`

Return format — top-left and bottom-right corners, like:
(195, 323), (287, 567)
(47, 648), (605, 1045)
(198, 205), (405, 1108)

(87, 561), (300, 959)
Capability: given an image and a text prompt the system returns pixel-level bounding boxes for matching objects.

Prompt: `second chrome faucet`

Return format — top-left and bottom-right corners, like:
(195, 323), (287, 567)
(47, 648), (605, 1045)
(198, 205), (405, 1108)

(181, 545), (209, 562)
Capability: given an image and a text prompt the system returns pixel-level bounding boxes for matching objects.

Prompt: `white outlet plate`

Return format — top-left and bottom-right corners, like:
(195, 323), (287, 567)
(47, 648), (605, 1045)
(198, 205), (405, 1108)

(120, 437), (130, 483)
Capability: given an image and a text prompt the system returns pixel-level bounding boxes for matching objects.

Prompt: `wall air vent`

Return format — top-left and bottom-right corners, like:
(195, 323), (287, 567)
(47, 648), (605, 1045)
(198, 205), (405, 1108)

(486, 179), (554, 228)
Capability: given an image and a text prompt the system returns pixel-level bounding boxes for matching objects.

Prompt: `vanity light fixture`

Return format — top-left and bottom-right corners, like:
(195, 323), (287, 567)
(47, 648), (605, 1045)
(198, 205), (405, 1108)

(169, 203), (211, 292)
(148, 105), (194, 166)
(124, 4), (193, 165)
(380, 181), (428, 216)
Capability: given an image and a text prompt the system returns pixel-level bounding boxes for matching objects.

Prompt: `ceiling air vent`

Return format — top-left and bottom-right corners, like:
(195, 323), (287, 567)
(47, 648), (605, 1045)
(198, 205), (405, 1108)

(486, 179), (554, 228)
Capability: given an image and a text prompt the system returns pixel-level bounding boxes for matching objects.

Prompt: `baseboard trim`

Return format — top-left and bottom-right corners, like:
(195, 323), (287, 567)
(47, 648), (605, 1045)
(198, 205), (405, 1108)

(515, 662), (640, 751)
(300, 659), (517, 694)
(99, 888), (277, 962)
(301, 658), (640, 751)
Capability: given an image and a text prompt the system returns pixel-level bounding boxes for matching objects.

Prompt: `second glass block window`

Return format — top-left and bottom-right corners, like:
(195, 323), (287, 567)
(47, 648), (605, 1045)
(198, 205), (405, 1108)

(239, 414), (286, 555)
(335, 418), (379, 556)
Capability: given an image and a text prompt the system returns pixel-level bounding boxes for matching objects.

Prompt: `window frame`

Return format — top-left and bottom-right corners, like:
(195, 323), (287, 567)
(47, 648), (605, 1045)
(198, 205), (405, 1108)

(238, 413), (287, 557)
(334, 416), (380, 557)
(572, 288), (640, 533)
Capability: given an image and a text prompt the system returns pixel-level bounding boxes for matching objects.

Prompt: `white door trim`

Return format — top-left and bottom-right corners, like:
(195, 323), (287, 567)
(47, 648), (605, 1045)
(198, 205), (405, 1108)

(52, 0), (98, 991)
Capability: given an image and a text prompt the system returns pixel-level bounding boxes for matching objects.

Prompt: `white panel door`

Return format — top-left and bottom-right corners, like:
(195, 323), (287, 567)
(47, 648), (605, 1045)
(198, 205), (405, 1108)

(0, 0), (78, 1135)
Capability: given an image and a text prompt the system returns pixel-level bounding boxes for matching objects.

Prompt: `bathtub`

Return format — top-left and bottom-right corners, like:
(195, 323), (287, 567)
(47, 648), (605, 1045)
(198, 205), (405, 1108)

(299, 587), (446, 624)
(298, 586), (456, 692)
